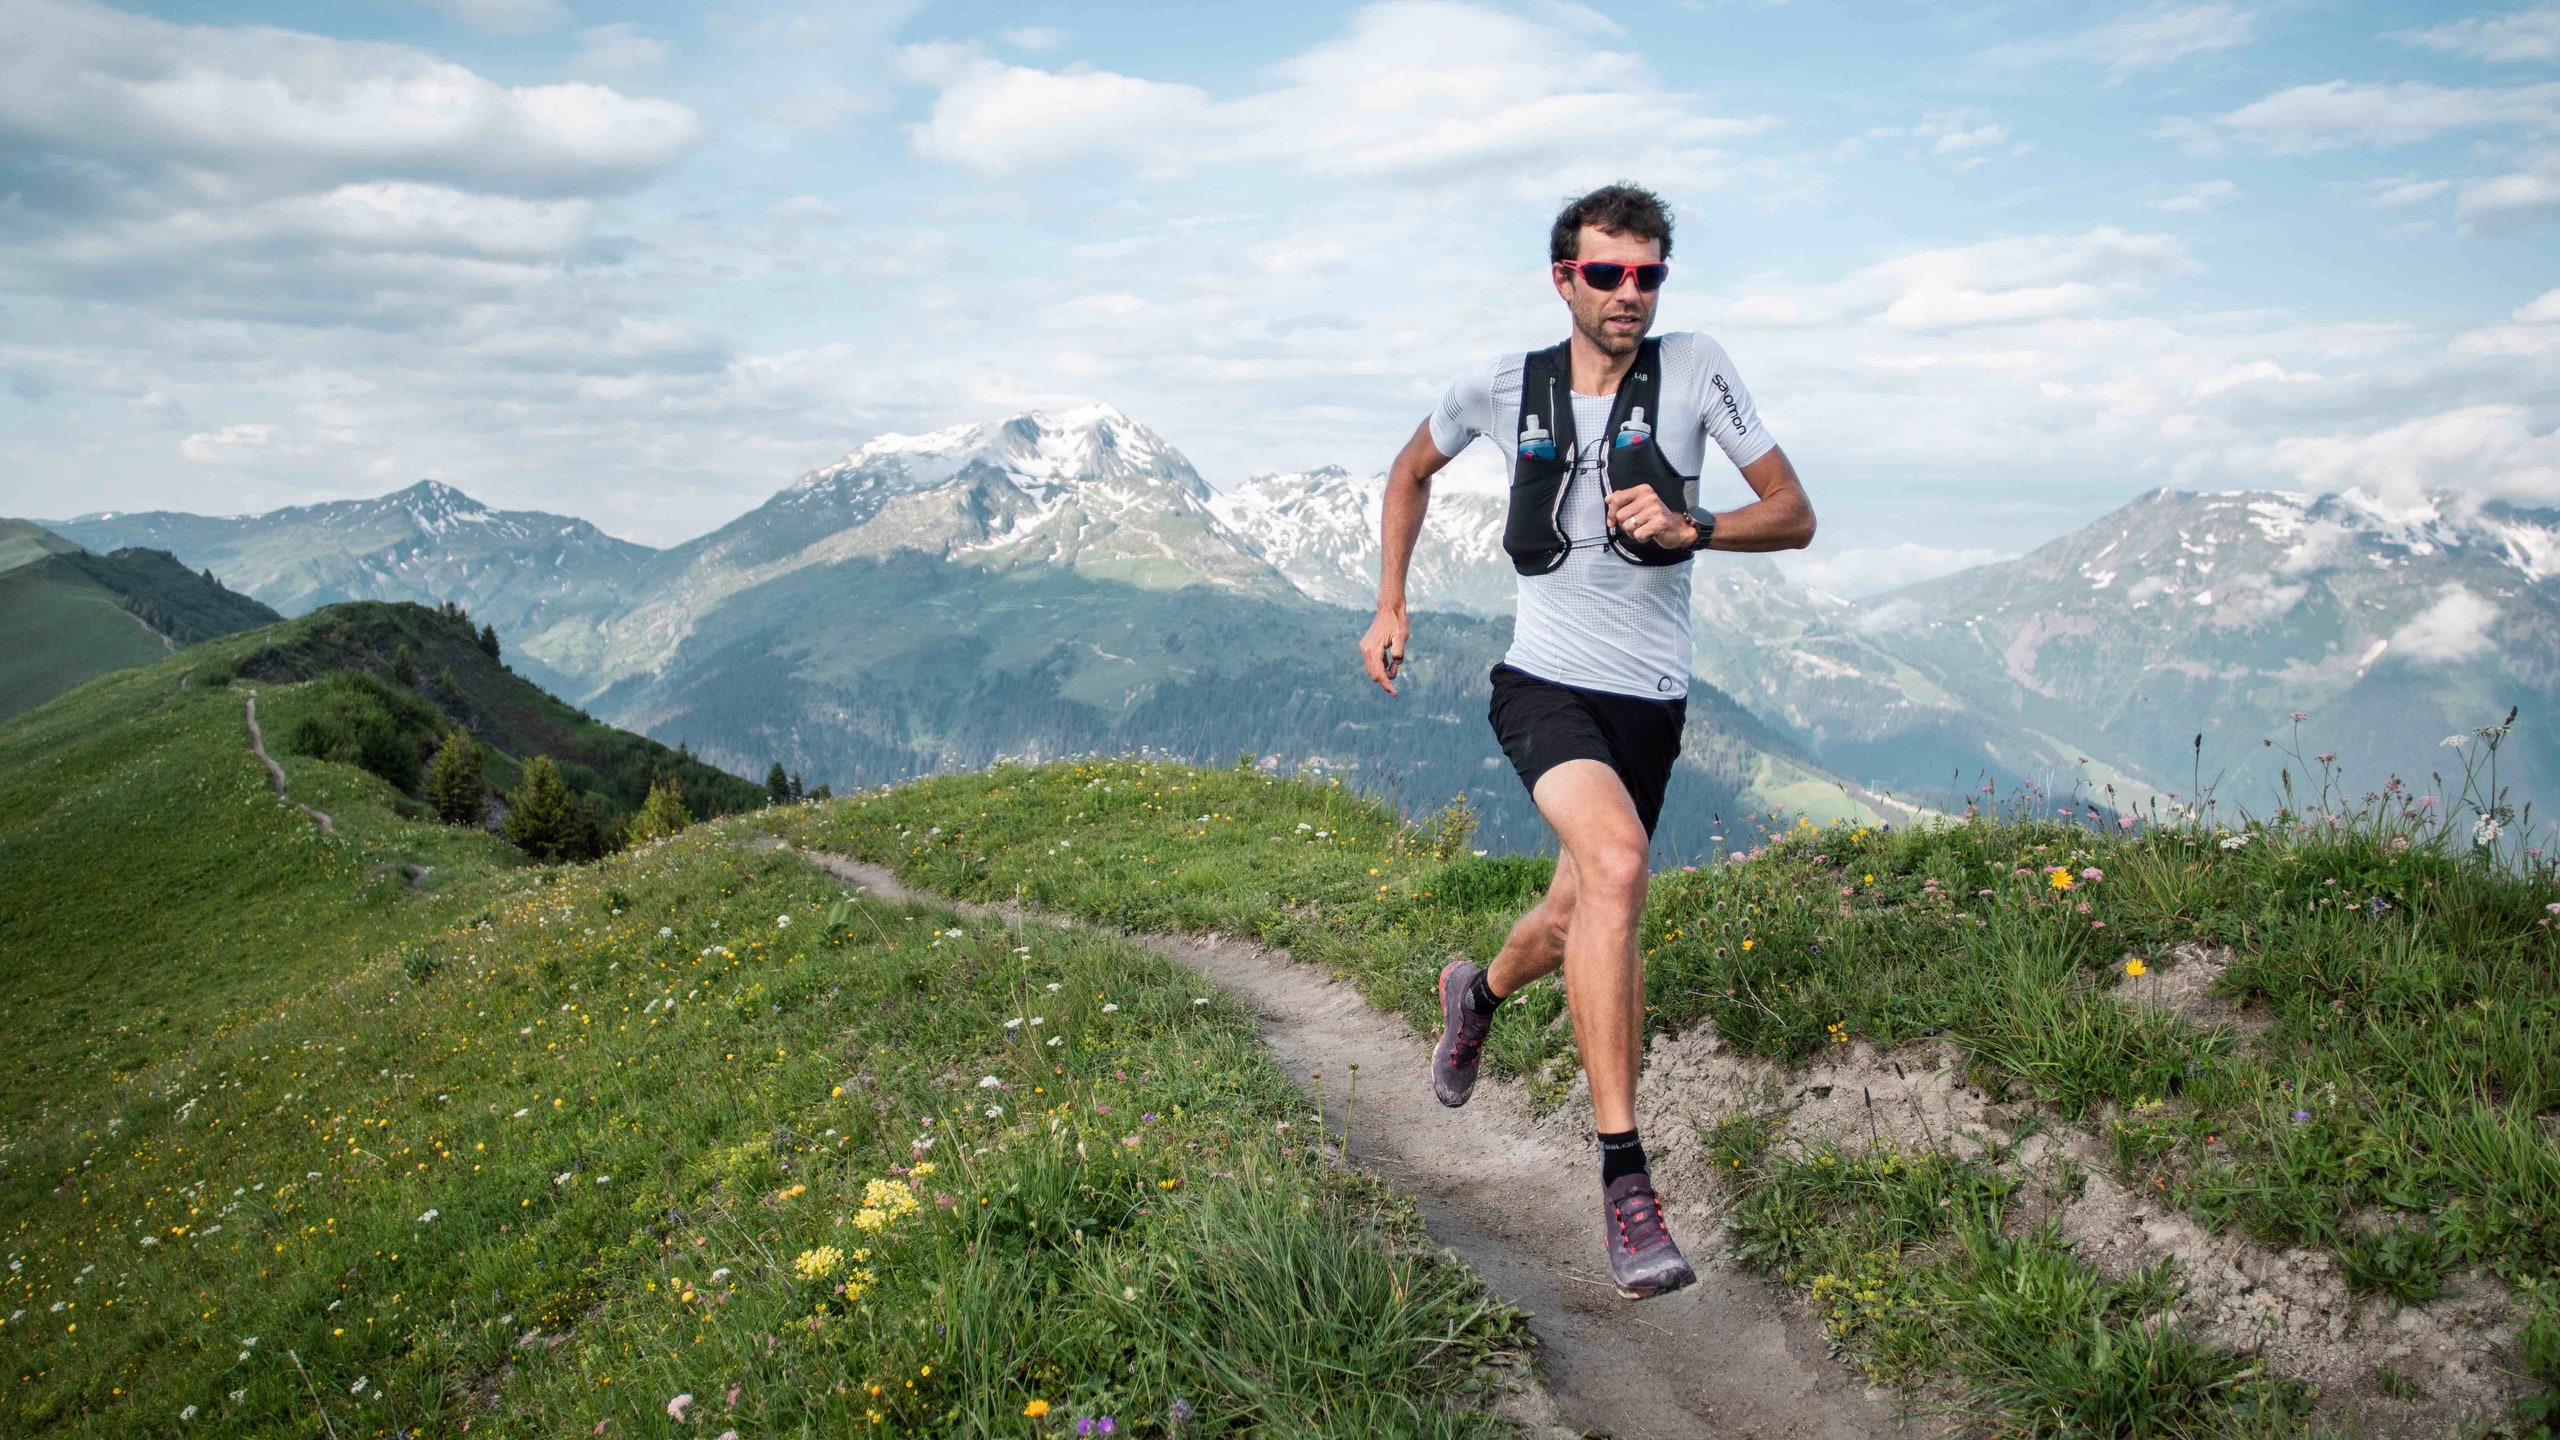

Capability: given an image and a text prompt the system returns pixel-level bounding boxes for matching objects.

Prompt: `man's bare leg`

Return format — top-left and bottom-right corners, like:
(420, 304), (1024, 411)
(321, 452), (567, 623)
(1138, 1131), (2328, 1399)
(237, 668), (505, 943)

(1525, 759), (1650, 1133)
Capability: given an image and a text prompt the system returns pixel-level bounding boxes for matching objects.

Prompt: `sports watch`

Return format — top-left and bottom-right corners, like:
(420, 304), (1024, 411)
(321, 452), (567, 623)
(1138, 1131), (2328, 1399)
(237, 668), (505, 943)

(1683, 505), (1717, 551)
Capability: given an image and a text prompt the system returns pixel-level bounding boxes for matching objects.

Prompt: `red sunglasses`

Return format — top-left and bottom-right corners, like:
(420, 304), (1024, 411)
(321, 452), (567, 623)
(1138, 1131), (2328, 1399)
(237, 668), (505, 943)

(1556, 259), (1669, 293)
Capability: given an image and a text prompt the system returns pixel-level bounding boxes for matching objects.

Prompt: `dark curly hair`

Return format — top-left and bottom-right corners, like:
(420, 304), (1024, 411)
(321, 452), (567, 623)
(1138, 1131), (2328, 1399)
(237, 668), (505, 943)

(1548, 184), (1674, 264)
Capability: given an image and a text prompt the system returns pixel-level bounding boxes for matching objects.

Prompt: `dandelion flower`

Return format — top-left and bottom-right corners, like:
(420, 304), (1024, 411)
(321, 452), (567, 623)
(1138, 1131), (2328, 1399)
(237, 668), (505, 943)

(2123, 959), (2147, 978)
(2047, 868), (2075, 891)
(1024, 1399), (1051, 1417)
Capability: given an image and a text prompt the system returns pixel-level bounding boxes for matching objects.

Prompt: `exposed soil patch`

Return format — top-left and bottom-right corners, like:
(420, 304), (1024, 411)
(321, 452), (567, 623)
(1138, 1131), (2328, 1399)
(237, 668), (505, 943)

(2116, 942), (2274, 1037)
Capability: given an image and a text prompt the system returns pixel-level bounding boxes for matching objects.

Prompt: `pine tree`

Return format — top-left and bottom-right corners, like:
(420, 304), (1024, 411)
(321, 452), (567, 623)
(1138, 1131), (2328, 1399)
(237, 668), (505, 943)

(789, 771), (805, 801)
(478, 623), (501, 659)
(765, 762), (791, 804)
(424, 728), (485, 827)
(630, 777), (692, 843)
(504, 756), (600, 862)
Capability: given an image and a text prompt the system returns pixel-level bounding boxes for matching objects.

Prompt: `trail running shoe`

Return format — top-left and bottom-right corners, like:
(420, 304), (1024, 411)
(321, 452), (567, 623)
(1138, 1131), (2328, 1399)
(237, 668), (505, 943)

(1603, 1172), (1696, 1300)
(1432, 960), (1495, 1107)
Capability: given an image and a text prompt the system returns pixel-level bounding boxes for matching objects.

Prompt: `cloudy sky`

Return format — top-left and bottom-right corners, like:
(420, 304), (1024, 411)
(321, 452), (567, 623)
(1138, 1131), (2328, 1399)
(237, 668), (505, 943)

(4, 0), (2556, 591)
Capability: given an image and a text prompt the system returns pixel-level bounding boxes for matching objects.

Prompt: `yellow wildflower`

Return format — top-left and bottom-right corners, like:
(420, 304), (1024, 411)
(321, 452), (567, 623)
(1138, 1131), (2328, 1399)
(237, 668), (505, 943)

(2047, 868), (2075, 891)
(2124, 959), (2148, 978)
(793, 1246), (842, 1281)
(1024, 1399), (1050, 1417)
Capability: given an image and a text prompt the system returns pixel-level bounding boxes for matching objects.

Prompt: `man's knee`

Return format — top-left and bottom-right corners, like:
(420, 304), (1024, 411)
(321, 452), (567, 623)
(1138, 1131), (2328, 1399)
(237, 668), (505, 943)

(1578, 841), (1648, 907)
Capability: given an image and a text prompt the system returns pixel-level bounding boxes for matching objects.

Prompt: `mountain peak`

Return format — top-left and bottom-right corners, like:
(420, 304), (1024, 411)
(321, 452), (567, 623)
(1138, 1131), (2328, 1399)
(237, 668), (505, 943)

(792, 403), (1200, 508)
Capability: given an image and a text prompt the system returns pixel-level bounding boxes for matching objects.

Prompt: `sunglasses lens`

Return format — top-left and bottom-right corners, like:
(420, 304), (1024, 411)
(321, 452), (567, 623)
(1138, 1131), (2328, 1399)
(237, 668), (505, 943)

(1633, 264), (1668, 291)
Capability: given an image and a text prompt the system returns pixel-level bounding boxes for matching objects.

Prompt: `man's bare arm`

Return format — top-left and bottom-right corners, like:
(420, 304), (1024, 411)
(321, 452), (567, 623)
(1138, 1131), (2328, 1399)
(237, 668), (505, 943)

(1359, 420), (1457, 695)
(1704, 445), (1815, 552)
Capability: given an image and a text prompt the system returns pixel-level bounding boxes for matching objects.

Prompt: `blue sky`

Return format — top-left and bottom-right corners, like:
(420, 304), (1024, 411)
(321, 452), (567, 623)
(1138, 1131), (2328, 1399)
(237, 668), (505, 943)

(4, 0), (2556, 592)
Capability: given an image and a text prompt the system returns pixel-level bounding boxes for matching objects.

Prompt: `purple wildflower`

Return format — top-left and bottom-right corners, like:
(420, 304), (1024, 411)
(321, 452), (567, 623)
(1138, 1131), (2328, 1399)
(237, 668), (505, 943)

(2292, 1110), (2310, 1122)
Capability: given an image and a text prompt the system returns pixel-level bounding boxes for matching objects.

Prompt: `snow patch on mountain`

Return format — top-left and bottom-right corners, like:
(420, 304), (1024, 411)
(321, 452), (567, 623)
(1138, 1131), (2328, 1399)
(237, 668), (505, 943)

(1207, 466), (1509, 614)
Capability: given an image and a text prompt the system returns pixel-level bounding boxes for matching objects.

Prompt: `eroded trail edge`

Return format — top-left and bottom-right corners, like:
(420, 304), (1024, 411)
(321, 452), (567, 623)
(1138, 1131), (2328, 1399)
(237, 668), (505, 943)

(797, 847), (1899, 1440)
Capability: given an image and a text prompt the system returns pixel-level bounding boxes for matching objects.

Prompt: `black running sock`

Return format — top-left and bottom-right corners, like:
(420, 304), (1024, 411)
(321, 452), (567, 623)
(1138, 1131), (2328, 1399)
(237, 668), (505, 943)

(1463, 971), (1505, 1016)
(1598, 1128), (1648, 1186)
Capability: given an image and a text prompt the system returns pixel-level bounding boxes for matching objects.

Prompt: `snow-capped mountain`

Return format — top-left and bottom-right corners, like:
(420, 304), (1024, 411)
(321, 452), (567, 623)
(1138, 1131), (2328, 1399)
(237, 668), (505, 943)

(568, 406), (1298, 688)
(52, 480), (655, 684)
(1863, 487), (2560, 802)
(1207, 466), (1512, 615)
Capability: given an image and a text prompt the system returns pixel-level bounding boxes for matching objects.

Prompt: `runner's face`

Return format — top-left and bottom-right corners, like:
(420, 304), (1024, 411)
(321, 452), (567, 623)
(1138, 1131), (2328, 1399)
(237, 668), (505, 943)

(1553, 226), (1661, 358)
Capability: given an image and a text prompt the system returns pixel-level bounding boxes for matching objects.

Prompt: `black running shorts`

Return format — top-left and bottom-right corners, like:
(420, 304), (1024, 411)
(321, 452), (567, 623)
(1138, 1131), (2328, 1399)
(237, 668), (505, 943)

(1486, 663), (1687, 836)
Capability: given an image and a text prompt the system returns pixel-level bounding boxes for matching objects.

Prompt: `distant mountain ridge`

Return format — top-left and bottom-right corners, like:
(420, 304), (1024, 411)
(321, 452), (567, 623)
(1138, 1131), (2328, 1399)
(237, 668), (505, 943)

(50, 404), (2556, 831)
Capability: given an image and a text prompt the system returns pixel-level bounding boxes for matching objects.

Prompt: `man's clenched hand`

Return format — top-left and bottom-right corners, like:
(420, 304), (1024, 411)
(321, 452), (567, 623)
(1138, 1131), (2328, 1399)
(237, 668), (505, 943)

(1604, 485), (1700, 550)
(1360, 608), (1410, 696)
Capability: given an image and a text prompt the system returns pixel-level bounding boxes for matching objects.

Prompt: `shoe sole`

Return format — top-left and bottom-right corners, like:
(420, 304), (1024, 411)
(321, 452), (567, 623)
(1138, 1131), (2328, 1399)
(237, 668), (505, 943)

(1615, 1268), (1696, 1302)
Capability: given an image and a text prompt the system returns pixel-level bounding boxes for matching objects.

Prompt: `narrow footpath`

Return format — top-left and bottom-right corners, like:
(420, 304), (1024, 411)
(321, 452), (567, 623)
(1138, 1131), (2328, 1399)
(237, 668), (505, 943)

(799, 849), (1905, 1440)
(244, 691), (335, 833)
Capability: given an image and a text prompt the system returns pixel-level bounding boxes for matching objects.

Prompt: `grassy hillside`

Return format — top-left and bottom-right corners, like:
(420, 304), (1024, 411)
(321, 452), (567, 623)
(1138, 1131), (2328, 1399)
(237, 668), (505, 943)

(0, 668), (1524, 1435)
(778, 755), (2560, 1434)
(204, 601), (765, 825)
(0, 519), (83, 573)
(0, 543), (281, 723)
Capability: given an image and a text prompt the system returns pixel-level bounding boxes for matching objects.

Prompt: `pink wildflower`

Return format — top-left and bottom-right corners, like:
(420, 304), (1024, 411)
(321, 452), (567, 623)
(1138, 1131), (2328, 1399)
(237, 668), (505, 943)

(669, 1395), (694, 1423)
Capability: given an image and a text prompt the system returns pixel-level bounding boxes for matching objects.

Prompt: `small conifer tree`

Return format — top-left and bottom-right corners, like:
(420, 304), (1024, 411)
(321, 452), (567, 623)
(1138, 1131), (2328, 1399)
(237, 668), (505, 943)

(504, 756), (600, 862)
(424, 728), (485, 826)
(630, 777), (692, 843)
(765, 762), (791, 804)
(478, 623), (501, 659)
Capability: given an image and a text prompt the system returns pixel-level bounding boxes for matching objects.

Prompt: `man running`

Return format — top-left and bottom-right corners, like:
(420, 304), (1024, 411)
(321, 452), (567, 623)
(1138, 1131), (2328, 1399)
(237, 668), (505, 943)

(1358, 184), (1815, 1300)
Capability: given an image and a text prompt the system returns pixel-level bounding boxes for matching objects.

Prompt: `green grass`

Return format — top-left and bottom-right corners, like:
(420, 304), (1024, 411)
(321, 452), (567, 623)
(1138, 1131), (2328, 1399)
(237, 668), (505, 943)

(0, 693), (1526, 1435)
(774, 755), (2560, 1433)
(0, 659), (524, 1126)
(0, 563), (174, 723)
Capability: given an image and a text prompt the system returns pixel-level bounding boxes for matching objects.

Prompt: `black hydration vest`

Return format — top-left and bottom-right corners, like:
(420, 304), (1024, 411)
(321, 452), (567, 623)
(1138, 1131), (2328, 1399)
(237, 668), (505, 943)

(1502, 337), (1697, 576)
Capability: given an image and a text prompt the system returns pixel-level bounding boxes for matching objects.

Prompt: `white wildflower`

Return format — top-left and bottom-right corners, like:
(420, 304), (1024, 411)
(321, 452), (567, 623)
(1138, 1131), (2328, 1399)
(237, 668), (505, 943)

(417, 1209), (439, 1224)
(775, 915), (791, 928)
(2219, 835), (2249, 850)
(1047, 1036), (1063, 1047)
(180, 1405), (197, 1421)
(1004, 1018), (1023, 1030)
(979, 1075), (1002, 1089)
(1101, 1003), (1119, 1014)
(1193, 997), (1209, 1006)
(660, 926), (673, 937)
(1044, 982), (1061, 992)
(1028, 1016), (1043, 1026)
(985, 1105), (1003, 1119)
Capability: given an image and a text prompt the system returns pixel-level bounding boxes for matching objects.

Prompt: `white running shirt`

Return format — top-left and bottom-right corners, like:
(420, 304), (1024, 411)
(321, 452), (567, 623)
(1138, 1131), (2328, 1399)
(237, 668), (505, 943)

(1428, 332), (1776, 699)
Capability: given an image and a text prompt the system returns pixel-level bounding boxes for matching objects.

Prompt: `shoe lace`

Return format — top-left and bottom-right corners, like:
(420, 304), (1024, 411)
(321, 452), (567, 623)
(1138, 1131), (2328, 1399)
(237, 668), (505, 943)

(1448, 1013), (1488, 1067)
(1612, 1188), (1669, 1251)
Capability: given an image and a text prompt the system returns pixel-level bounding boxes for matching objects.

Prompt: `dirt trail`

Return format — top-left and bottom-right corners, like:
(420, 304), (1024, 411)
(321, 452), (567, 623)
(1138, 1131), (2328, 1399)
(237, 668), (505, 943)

(797, 848), (1904, 1440)
(244, 691), (335, 833)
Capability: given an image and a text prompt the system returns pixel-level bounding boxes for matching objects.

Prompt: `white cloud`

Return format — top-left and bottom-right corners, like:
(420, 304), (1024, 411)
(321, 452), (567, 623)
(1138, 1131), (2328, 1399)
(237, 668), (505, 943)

(898, 2), (1771, 192)
(2213, 80), (2560, 153)
(420, 0), (571, 36)
(2458, 148), (2560, 230)
(573, 24), (668, 75)
(2388, 584), (2499, 664)
(905, 49), (1211, 174)
(2153, 179), (2240, 212)
(1, 0), (703, 198)
(179, 423), (275, 463)
(2391, 4), (2560, 63)
(2358, 176), (2453, 209)
(1985, 3), (2255, 79)
(1779, 542), (2012, 597)
(2253, 405), (2560, 506)
(998, 26), (1070, 51)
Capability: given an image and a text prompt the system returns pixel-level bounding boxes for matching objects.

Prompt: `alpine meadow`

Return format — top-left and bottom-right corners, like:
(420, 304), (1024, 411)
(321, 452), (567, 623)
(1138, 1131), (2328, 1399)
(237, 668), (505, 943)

(11, 0), (2560, 1436)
